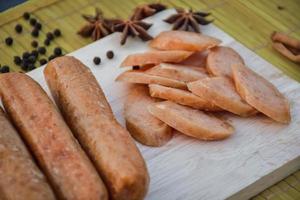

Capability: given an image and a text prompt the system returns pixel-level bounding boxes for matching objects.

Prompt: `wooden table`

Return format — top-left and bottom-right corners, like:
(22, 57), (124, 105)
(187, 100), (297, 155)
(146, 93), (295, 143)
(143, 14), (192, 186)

(0, 0), (299, 199)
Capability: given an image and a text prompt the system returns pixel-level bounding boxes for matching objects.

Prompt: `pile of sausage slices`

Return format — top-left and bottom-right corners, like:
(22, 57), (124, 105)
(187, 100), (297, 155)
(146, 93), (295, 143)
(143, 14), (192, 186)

(116, 30), (291, 147)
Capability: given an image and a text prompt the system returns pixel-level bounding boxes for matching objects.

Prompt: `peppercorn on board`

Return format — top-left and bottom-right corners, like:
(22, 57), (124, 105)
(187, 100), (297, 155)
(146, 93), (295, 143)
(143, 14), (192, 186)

(23, 9), (300, 200)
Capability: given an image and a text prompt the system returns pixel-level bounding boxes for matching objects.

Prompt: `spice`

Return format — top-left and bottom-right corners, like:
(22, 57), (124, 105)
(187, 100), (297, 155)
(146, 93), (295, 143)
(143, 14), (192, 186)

(31, 40), (38, 48)
(35, 23), (42, 30)
(38, 46), (46, 54)
(5, 37), (13, 46)
(23, 12), (30, 20)
(78, 8), (112, 41)
(112, 19), (153, 45)
(54, 47), (62, 56)
(44, 39), (50, 46)
(53, 29), (61, 37)
(93, 57), (101, 65)
(15, 24), (23, 33)
(28, 55), (36, 63)
(48, 55), (56, 61)
(39, 59), (47, 65)
(29, 18), (37, 26)
(271, 31), (300, 63)
(46, 32), (54, 40)
(164, 8), (212, 32)
(22, 52), (30, 59)
(27, 64), (36, 71)
(0, 65), (10, 73)
(14, 56), (22, 65)
(31, 28), (39, 37)
(132, 65), (140, 70)
(106, 51), (114, 59)
(31, 50), (39, 58)
(131, 3), (166, 20)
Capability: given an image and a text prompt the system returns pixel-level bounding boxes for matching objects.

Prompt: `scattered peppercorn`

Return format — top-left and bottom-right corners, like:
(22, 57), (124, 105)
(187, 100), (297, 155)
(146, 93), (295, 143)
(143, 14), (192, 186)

(31, 28), (39, 37)
(54, 47), (62, 56)
(93, 57), (101, 65)
(15, 24), (23, 33)
(31, 40), (38, 48)
(277, 6), (285, 10)
(27, 64), (36, 71)
(106, 51), (114, 59)
(5, 37), (13, 46)
(1, 65), (10, 73)
(39, 58), (47, 65)
(132, 65), (140, 70)
(14, 56), (22, 65)
(38, 46), (46, 54)
(46, 32), (54, 40)
(48, 55), (56, 61)
(35, 22), (42, 30)
(29, 18), (37, 26)
(53, 29), (61, 37)
(31, 50), (39, 58)
(28, 55), (36, 63)
(21, 61), (29, 71)
(44, 39), (50, 46)
(22, 52), (30, 59)
(23, 12), (30, 20)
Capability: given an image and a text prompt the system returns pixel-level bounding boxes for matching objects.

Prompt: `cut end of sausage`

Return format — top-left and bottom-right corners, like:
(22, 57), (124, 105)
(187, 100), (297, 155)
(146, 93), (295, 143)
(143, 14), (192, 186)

(232, 63), (291, 123)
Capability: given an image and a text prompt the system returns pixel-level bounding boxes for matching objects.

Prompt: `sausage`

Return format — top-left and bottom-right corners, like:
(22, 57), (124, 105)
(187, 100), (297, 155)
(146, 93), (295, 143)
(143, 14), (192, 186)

(44, 56), (149, 200)
(0, 108), (56, 200)
(0, 73), (108, 200)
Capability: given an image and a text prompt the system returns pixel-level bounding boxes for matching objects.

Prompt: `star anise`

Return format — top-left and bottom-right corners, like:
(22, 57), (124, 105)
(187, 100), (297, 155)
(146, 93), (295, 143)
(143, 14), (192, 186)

(112, 19), (153, 45)
(131, 3), (167, 20)
(78, 8), (112, 41)
(164, 8), (213, 33)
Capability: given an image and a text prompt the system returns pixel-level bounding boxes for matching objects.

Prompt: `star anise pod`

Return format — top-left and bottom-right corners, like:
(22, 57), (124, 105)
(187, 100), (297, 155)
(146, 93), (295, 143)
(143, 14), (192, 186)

(112, 19), (153, 45)
(131, 3), (167, 20)
(164, 8), (213, 33)
(78, 8), (112, 41)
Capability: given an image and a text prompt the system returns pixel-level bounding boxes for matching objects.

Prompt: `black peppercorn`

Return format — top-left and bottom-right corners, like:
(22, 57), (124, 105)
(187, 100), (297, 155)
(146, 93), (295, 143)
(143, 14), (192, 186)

(38, 46), (46, 54)
(28, 55), (36, 63)
(14, 56), (22, 65)
(29, 18), (37, 26)
(106, 51), (114, 59)
(35, 22), (42, 30)
(31, 40), (38, 48)
(31, 50), (39, 58)
(21, 61), (29, 71)
(1, 65), (10, 73)
(93, 57), (101, 65)
(132, 65), (140, 70)
(48, 55), (56, 61)
(44, 39), (50, 46)
(27, 64), (36, 71)
(31, 28), (39, 37)
(46, 32), (54, 40)
(23, 12), (30, 20)
(54, 47), (62, 56)
(53, 29), (61, 37)
(22, 52), (30, 59)
(15, 24), (23, 33)
(5, 37), (13, 46)
(39, 59), (47, 65)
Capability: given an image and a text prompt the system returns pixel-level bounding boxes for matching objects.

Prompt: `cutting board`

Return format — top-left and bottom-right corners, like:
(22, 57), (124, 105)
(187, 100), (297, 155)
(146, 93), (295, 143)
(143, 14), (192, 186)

(27, 9), (300, 200)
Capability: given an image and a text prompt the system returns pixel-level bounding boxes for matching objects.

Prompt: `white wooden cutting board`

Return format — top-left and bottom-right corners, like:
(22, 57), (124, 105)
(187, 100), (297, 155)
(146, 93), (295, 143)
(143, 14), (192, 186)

(28, 9), (300, 200)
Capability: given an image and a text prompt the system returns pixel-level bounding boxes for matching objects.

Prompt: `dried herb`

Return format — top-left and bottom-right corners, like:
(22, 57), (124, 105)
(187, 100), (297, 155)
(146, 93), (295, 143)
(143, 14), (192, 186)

(78, 8), (112, 41)
(112, 19), (153, 45)
(131, 3), (166, 20)
(164, 8), (212, 32)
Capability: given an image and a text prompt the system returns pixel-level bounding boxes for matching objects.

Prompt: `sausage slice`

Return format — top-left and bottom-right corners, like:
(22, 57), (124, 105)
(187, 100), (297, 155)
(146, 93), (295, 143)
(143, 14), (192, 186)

(232, 64), (291, 123)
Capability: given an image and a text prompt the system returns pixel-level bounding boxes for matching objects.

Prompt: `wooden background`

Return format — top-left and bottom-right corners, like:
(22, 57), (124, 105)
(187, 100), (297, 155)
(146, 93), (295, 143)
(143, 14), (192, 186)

(0, 0), (300, 199)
